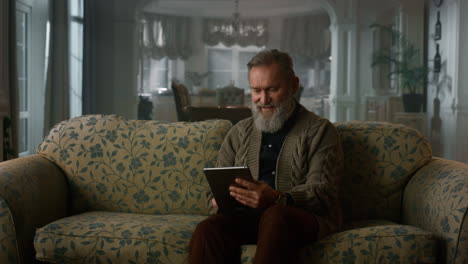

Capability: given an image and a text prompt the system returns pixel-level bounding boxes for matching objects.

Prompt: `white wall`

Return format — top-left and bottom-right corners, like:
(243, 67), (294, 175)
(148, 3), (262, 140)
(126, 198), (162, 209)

(427, 0), (468, 163)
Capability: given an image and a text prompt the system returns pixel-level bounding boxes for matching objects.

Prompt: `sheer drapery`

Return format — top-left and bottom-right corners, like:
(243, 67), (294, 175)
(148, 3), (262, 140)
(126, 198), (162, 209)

(0, 0), (19, 161)
(203, 18), (268, 47)
(281, 13), (330, 59)
(141, 13), (192, 60)
(44, 0), (70, 134)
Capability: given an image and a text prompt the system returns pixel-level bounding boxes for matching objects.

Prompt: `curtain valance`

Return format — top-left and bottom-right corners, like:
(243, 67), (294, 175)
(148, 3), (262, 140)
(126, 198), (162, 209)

(141, 13), (192, 60)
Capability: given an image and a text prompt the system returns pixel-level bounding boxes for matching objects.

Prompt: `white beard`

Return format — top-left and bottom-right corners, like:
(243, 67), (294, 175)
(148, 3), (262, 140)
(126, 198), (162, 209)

(251, 96), (296, 133)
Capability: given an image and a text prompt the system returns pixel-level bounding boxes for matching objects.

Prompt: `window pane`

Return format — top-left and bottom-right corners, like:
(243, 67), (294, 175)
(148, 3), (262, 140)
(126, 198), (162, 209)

(70, 58), (82, 98)
(238, 71), (249, 91)
(238, 51), (257, 91)
(293, 56), (314, 91)
(239, 51), (256, 71)
(149, 70), (168, 89)
(152, 57), (167, 69)
(208, 49), (232, 70)
(70, 0), (83, 17)
(70, 22), (83, 58)
(16, 47), (26, 78)
(16, 9), (28, 112)
(208, 72), (231, 89)
(148, 58), (168, 91)
(18, 79), (27, 111)
(19, 118), (28, 153)
(69, 0), (83, 118)
(16, 11), (25, 45)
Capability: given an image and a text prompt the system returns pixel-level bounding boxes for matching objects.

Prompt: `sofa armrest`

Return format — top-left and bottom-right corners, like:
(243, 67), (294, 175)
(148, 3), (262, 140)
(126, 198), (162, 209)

(402, 158), (467, 264)
(0, 154), (69, 264)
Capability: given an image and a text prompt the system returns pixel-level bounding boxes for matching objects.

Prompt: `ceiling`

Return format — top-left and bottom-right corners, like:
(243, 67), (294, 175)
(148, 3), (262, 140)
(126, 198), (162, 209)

(142, 0), (325, 18)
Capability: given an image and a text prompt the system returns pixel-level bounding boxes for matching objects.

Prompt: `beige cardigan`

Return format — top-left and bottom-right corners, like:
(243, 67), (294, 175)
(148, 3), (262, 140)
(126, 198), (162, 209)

(211, 105), (344, 238)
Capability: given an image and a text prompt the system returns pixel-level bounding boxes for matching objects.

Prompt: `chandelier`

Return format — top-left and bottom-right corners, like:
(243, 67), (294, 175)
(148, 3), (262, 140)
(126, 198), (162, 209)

(203, 0), (268, 47)
(230, 0), (241, 34)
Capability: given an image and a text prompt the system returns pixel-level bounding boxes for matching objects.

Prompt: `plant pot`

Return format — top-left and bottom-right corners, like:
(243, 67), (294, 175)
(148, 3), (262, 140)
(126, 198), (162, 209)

(402, 93), (424, 113)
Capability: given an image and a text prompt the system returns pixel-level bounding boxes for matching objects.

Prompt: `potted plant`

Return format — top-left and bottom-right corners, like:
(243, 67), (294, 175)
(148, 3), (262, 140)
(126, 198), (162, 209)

(186, 71), (211, 94)
(371, 24), (427, 112)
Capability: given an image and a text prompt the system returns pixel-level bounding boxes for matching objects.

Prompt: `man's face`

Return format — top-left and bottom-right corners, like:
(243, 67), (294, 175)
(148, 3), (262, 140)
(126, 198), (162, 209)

(249, 63), (299, 132)
(249, 63), (298, 118)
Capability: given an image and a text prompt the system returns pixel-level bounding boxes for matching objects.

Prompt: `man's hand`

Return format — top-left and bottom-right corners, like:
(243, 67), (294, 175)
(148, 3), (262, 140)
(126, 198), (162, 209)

(229, 178), (280, 209)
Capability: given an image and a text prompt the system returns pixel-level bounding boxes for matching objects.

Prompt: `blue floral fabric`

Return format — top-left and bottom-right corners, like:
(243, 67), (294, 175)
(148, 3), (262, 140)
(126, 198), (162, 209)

(335, 121), (433, 223)
(0, 154), (69, 264)
(0, 197), (18, 264)
(37, 115), (232, 216)
(35, 211), (206, 263)
(0, 116), (463, 263)
(241, 223), (439, 264)
(402, 158), (468, 264)
(35, 212), (438, 264)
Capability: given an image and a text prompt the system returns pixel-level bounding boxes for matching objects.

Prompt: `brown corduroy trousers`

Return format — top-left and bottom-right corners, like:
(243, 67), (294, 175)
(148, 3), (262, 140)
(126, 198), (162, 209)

(188, 204), (320, 264)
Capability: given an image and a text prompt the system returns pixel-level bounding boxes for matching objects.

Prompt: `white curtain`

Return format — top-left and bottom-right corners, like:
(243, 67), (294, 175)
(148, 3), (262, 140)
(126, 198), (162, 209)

(44, 0), (70, 134)
(141, 13), (192, 60)
(281, 13), (330, 59)
(0, 0), (19, 161)
(203, 18), (268, 47)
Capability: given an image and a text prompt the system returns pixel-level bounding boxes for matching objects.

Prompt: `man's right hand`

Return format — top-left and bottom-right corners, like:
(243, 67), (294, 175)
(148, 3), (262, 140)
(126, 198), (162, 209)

(211, 198), (218, 209)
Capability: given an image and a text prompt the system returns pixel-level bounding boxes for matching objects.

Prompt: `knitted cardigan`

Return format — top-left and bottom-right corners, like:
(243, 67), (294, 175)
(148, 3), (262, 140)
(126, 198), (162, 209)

(210, 105), (344, 238)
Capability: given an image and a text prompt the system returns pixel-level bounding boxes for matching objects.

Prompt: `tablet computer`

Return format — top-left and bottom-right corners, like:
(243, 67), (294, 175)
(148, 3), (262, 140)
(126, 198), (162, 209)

(203, 166), (254, 214)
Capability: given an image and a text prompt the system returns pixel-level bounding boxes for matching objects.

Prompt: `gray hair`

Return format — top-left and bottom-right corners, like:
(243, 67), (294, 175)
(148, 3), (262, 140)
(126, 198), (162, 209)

(247, 49), (295, 78)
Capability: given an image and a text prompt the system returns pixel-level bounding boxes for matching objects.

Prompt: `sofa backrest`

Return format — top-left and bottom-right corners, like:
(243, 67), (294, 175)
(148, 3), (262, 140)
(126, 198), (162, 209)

(37, 115), (232, 216)
(335, 121), (432, 223)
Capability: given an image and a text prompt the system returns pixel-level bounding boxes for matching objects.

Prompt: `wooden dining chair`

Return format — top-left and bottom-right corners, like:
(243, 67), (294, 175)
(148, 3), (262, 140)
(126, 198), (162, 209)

(216, 85), (245, 106)
(171, 82), (192, 122)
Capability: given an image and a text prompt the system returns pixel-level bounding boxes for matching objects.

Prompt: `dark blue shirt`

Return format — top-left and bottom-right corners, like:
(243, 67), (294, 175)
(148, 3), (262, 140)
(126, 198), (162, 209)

(259, 104), (299, 204)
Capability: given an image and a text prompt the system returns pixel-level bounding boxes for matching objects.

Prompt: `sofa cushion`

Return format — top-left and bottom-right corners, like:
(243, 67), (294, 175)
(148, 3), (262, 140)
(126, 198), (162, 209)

(35, 213), (439, 264)
(34, 211), (206, 263)
(37, 115), (232, 215)
(335, 121), (432, 223)
(240, 223), (439, 264)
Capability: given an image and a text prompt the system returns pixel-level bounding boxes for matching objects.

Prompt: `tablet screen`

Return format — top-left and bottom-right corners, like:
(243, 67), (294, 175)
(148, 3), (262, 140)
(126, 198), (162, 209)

(203, 166), (253, 214)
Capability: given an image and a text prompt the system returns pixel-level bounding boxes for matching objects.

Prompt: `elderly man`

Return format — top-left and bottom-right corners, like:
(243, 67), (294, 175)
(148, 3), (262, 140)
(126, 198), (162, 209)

(189, 49), (344, 264)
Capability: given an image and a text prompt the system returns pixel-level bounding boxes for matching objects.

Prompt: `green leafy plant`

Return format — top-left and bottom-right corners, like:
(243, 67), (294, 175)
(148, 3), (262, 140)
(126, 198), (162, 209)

(371, 24), (428, 95)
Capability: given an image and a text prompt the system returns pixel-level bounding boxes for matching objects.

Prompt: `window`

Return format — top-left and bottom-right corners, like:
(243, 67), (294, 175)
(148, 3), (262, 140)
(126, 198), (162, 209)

(16, 3), (31, 155)
(69, 0), (83, 118)
(206, 44), (263, 92)
(140, 57), (171, 94)
(15, 0), (50, 157)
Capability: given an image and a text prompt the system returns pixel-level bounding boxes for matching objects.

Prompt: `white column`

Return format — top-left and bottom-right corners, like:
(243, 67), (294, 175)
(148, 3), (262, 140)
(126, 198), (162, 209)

(454, 0), (468, 162)
(329, 21), (358, 122)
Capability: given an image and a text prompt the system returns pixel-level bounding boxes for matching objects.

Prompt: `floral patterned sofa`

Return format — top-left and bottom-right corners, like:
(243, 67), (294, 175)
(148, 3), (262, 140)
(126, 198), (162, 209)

(0, 115), (466, 264)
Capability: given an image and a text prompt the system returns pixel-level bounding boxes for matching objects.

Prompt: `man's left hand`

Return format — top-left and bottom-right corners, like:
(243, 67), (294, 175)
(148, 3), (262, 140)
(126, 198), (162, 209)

(229, 178), (280, 209)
